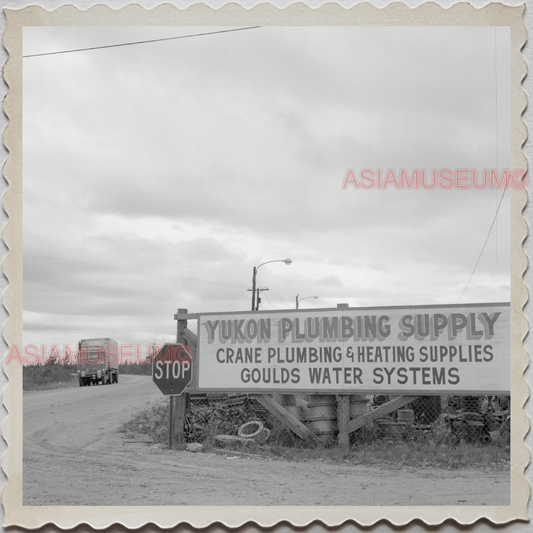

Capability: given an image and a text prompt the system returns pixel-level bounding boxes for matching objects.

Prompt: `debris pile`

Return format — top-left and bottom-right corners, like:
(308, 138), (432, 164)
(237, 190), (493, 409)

(437, 395), (510, 445)
(361, 395), (510, 445)
(184, 393), (269, 445)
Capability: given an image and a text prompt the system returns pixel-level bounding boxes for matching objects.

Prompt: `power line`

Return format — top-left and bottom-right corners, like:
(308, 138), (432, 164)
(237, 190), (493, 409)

(260, 292), (279, 311)
(23, 26), (261, 58)
(457, 187), (508, 303)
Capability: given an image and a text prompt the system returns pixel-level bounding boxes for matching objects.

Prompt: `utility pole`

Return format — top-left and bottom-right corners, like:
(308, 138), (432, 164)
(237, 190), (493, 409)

(249, 259), (292, 311)
(251, 266), (257, 311)
(248, 282), (269, 310)
(255, 288), (269, 311)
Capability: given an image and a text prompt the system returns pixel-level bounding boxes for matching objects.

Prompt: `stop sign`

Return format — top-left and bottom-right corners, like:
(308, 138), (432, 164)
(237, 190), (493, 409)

(152, 343), (193, 395)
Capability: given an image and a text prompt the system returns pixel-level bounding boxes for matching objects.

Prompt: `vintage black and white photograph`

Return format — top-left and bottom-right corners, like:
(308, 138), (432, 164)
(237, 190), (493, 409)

(4, 2), (529, 529)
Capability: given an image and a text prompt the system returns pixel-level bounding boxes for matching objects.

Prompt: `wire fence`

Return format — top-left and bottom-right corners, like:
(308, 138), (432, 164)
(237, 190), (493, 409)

(184, 391), (510, 448)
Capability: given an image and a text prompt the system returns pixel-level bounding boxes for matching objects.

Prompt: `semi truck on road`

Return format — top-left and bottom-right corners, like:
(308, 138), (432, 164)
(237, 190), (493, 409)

(78, 338), (119, 386)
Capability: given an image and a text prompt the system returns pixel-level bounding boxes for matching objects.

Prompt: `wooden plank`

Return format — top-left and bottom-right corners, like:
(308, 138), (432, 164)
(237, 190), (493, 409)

(337, 395), (350, 450)
(176, 308), (188, 343)
(250, 394), (323, 446)
(174, 313), (201, 320)
(347, 395), (420, 434)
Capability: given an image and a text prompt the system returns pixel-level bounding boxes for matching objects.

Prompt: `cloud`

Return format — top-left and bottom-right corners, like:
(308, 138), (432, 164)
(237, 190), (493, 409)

(22, 26), (511, 350)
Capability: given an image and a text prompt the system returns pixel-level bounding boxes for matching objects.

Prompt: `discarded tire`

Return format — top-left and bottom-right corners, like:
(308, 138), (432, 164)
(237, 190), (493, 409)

(238, 421), (268, 443)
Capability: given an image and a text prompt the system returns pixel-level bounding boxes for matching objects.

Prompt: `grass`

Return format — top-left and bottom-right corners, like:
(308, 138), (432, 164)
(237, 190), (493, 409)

(119, 399), (171, 444)
(341, 440), (509, 470)
(119, 400), (510, 470)
(24, 380), (79, 392)
(23, 362), (78, 391)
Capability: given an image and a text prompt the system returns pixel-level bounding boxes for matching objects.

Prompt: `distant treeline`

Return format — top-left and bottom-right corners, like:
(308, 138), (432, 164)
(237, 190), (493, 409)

(118, 362), (152, 375)
(23, 358), (153, 390)
(23, 359), (77, 390)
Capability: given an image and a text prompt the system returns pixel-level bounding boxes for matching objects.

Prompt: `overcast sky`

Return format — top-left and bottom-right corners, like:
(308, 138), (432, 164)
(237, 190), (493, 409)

(22, 25), (511, 353)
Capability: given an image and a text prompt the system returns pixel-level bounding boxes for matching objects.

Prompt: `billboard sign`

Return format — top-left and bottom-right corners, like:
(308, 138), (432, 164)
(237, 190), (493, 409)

(196, 303), (510, 394)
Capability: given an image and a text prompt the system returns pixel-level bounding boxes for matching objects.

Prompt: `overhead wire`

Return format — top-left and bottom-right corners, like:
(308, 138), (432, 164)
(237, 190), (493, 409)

(23, 26), (261, 58)
(457, 187), (507, 303)
(260, 292), (278, 311)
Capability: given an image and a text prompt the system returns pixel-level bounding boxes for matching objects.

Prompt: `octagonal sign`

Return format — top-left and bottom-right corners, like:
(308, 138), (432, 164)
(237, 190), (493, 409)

(152, 343), (193, 395)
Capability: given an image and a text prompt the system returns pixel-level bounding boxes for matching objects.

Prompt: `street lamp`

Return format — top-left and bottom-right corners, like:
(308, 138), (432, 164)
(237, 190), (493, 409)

(251, 258), (292, 311)
(296, 295), (318, 309)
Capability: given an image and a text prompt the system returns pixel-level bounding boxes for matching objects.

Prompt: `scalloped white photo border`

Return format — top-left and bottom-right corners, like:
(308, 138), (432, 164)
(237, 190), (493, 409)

(1, 2), (529, 529)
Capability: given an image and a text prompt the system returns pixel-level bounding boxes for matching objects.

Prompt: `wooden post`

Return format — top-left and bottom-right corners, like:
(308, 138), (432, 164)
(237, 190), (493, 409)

(174, 308), (189, 444)
(337, 395), (350, 450)
(168, 396), (174, 449)
(174, 394), (187, 443)
(336, 305), (350, 449)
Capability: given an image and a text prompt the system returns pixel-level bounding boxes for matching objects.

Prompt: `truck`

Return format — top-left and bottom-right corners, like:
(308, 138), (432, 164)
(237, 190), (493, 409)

(77, 338), (119, 386)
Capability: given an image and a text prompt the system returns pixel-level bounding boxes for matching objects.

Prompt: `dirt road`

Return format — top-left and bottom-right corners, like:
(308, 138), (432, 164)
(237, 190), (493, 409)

(23, 375), (509, 506)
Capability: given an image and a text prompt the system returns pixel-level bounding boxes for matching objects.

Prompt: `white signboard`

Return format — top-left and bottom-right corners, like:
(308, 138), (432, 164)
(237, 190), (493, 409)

(197, 303), (510, 394)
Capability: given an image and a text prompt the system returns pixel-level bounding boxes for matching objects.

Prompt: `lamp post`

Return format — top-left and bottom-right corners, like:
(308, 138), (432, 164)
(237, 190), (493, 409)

(296, 295), (318, 309)
(251, 258), (292, 311)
